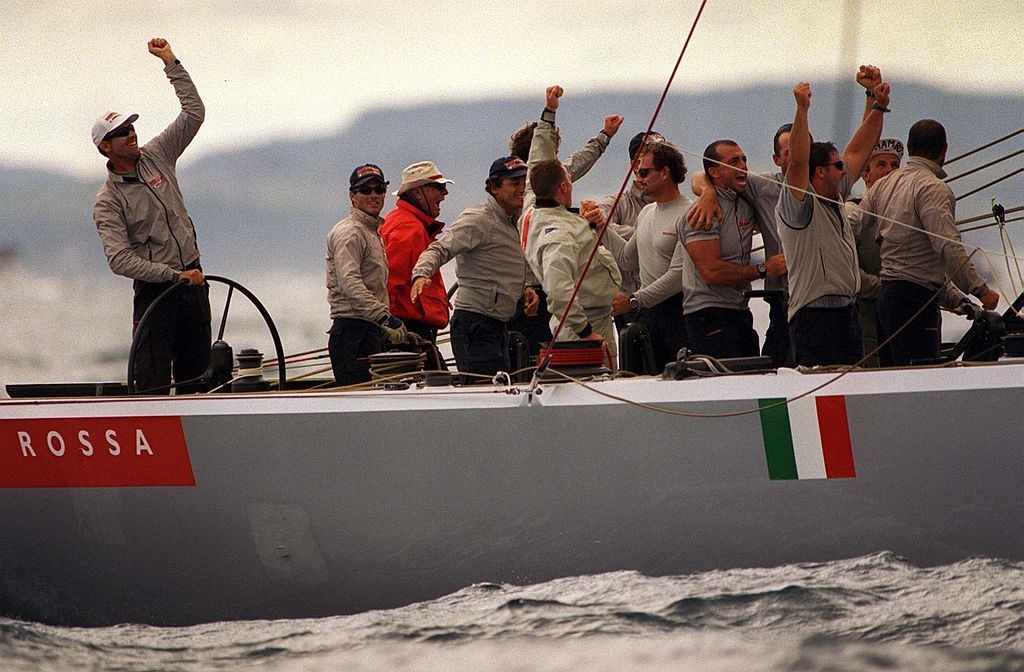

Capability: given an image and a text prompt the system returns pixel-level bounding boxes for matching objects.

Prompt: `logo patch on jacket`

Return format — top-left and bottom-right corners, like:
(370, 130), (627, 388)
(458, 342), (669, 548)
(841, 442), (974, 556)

(149, 176), (165, 188)
(739, 218), (753, 230)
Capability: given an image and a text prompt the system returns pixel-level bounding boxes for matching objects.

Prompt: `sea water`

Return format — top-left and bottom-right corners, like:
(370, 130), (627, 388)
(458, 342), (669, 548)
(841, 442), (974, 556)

(1, 554), (1022, 671)
(2, 268), (1013, 671)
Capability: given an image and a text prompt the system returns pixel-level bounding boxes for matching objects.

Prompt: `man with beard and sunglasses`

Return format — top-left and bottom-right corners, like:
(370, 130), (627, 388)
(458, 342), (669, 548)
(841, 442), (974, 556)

(326, 164), (408, 386)
(92, 38), (209, 395)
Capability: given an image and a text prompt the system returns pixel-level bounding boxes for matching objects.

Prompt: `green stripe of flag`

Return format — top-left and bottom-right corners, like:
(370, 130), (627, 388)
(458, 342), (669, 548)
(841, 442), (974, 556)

(759, 398), (798, 480)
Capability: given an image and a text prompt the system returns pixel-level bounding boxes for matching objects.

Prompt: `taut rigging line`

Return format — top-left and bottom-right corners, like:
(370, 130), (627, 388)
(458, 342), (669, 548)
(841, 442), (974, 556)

(534, 0), (709, 379)
(945, 128), (1024, 165)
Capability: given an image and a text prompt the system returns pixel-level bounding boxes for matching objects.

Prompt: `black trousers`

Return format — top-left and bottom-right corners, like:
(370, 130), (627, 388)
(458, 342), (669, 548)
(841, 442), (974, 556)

(131, 274), (211, 395)
(762, 293), (792, 367)
(402, 318), (449, 371)
(684, 307), (759, 359)
(509, 287), (553, 356)
(450, 309), (509, 378)
(790, 303), (863, 367)
(877, 279), (941, 366)
(328, 318), (383, 386)
(636, 293), (688, 369)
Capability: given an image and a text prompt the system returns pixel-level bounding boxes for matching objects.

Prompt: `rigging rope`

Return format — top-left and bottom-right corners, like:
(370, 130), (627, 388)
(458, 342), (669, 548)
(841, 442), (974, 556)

(534, 0), (709, 379)
(945, 148), (1024, 183)
(945, 128), (1024, 165)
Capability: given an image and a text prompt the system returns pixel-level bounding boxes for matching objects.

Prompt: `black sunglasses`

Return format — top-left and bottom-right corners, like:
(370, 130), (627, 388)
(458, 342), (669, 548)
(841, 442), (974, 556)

(636, 167), (660, 177)
(355, 185), (386, 195)
(103, 124), (134, 141)
(827, 160), (846, 171)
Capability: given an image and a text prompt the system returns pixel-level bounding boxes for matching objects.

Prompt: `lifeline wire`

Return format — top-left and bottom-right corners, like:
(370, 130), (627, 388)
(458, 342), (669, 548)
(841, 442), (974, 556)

(535, 0), (709, 379)
(945, 128), (1024, 165)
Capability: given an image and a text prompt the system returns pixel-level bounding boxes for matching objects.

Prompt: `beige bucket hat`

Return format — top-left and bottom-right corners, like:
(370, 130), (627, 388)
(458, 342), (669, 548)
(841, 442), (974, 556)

(393, 161), (455, 196)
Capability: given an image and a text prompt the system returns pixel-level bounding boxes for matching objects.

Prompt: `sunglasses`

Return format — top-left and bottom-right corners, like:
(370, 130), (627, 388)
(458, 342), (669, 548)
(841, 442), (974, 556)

(103, 124), (134, 141)
(355, 185), (387, 195)
(636, 167), (659, 177)
(827, 160), (846, 171)
(425, 182), (448, 191)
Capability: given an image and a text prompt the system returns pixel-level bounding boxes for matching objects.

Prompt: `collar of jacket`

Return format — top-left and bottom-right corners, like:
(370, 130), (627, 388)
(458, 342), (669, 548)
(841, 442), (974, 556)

(394, 198), (444, 235)
(486, 194), (520, 226)
(535, 198), (580, 215)
(106, 164), (141, 182)
(907, 156), (948, 179)
(351, 206), (385, 231)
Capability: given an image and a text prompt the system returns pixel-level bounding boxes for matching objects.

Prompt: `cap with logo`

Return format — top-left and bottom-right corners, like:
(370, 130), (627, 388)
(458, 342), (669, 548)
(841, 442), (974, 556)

(488, 156), (528, 181)
(91, 111), (139, 147)
(871, 138), (905, 160)
(349, 164), (388, 189)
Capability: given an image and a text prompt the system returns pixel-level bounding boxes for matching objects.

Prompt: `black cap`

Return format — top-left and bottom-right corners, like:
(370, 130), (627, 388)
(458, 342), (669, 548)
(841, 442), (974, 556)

(488, 156), (528, 180)
(349, 164), (388, 189)
(628, 131), (665, 160)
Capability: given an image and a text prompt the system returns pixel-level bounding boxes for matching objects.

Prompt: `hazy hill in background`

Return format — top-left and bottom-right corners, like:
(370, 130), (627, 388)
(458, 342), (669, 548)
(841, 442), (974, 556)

(3, 82), (1021, 278)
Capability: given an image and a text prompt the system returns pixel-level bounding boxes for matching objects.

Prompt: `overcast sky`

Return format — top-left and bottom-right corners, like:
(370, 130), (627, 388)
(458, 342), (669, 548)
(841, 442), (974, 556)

(3, 0), (1022, 178)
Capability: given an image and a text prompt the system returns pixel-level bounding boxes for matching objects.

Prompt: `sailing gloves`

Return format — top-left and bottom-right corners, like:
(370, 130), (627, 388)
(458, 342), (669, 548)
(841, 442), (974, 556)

(379, 315), (409, 345)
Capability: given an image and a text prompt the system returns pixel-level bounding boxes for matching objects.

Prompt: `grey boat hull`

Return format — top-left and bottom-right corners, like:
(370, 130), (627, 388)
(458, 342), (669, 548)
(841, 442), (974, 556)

(1, 364), (1022, 626)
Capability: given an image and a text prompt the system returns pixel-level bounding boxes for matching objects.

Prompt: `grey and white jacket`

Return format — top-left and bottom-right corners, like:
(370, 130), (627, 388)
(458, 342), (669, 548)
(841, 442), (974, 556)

(93, 61), (205, 283)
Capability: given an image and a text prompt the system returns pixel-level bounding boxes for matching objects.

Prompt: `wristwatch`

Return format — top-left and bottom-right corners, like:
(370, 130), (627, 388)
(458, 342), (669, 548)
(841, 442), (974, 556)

(756, 263), (767, 280)
(628, 296), (640, 311)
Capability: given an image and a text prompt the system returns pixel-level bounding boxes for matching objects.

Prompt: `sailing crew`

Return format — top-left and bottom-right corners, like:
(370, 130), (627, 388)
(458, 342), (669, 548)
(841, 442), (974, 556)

(508, 104), (624, 356)
(326, 164), (409, 386)
(92, 38), (210, 395)
(522, 86), (622, 362)
(380, 161), (455, 371)
(678, 141), (786, 359)
(603, 141), (692, 370)
(861, 119), (999, 365)
(598, 131), (666, 330)
(846, 137), (905, 365)
(410, 157), (539, 377)
(775, 80), (890, 366)
(687, 66), (886, 367)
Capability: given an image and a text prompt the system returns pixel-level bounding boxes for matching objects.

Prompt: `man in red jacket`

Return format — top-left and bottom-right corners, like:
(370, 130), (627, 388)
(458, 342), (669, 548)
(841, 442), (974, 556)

(380, 161), (455, 370)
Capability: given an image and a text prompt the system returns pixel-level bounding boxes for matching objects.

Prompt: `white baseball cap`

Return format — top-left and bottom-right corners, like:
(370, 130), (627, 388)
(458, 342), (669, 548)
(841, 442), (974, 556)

(91, 111), (139, 147)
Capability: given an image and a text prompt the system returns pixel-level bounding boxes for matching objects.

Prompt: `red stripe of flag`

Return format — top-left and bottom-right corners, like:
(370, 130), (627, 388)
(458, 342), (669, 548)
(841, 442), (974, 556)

(815, 396), (856, 478)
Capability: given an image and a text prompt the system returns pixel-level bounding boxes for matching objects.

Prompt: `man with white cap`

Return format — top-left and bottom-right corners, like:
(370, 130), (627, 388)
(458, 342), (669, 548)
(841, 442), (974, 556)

(92, 38), (208, 394)
(380, 161), (455, 370)
(410, 156), (539, 377)
(326, 164), (409, 386)
(846, 137), (904, 365)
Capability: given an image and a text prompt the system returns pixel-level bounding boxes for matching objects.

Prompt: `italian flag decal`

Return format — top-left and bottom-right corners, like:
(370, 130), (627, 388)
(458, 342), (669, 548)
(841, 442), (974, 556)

(758, 395), (855, 480)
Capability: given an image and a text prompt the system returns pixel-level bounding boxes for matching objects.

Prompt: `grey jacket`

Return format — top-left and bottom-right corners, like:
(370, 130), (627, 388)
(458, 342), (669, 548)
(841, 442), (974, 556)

(93, 61), (205, 283)
(412, 195), (527, 321)
(326, 207), (390, 323)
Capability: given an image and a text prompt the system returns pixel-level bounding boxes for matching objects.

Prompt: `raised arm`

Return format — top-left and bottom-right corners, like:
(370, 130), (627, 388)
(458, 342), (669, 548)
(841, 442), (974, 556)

(144, 38), (205, 163)
(843, 81), (890, 180)
(785, 82), (812, 201)
(856, 65), (882, 123)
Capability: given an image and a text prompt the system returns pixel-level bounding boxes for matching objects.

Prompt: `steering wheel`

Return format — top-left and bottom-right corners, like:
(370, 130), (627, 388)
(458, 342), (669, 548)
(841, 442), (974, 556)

(127, 275), (287, 394)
